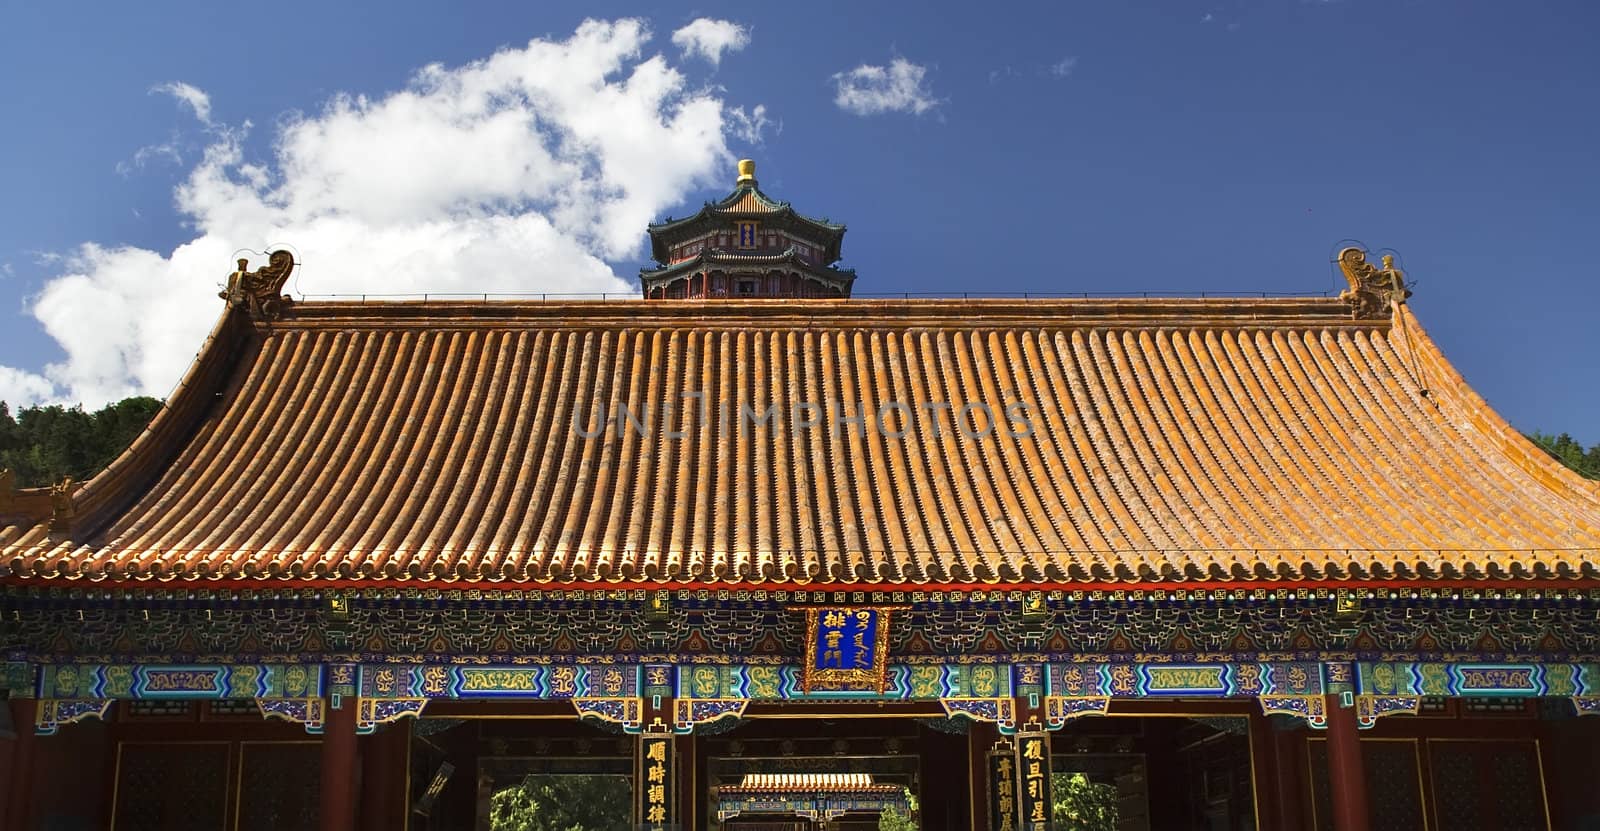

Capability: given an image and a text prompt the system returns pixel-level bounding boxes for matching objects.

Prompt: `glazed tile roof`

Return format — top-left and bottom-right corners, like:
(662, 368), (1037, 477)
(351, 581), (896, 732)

(647, 170), (847, 265)
(723, 189), (783, 214)
(4, 297), (1599, 586)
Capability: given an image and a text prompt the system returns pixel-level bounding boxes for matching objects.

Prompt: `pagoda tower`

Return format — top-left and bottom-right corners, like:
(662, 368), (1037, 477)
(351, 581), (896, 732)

(640, 160), (855, 299)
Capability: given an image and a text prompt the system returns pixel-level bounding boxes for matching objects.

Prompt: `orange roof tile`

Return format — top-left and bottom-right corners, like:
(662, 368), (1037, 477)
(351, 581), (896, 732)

(3, 297), (1598, 586)
(722, 189), (781, 214)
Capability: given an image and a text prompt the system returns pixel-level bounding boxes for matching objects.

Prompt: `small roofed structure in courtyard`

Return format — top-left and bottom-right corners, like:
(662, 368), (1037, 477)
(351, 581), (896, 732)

(713, 772), (910, 828)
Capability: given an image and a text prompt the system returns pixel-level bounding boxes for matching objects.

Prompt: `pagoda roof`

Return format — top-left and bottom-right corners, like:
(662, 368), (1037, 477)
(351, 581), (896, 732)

(5, 286), (1600, 588)
(639, 246), (856, 291)
(647, 182), (846, 265)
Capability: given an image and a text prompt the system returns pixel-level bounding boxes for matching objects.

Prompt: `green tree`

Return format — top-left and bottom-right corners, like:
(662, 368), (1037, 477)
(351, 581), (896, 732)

(487, 774), (631, 831)
(1052, 772), (1118, 831)
(0, 396), (162, 487)
(878, 788), (919, 831)
(1528, 431), (1600, 481)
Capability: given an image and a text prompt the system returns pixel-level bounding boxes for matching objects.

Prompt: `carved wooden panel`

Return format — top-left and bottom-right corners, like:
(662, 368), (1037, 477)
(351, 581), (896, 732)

(237, 742), (320, 831)
(112, 743), (229, 831)
(1427, 740), (1546, 831)
(1309, 739), (1423, 831)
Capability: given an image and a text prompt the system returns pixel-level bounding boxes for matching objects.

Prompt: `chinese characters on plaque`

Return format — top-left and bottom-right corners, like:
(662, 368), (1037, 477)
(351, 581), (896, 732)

(989, 745), (1018, 831)
(801, 606), (893, 693)
(1015, 731), (1053, 831)
(636, 733), (674, 831)
(736, 220), (759, 249)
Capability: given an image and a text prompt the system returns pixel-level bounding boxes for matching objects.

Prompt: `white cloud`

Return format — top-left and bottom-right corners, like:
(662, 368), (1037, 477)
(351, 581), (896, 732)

(152, 81), (213, 126)
(1047, 57), (1078, 78)
(831, 58), (939, 116)
(727, 104), (771, 143)
(4, 18), (761, 408)
(671, 18), (750, 66)
(0, 366), (56, 408)
(116, 141), (183, 176)
(118, 83), (218, 175)
(988, 66), (1021, 84)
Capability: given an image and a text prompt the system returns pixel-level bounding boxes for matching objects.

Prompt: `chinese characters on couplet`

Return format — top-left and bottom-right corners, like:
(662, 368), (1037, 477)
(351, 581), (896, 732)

(638, 734), (673, 831)
(1016, 732), (1053, 831)
(802, 606), (892, 693)
(990, 746), (1019, 831)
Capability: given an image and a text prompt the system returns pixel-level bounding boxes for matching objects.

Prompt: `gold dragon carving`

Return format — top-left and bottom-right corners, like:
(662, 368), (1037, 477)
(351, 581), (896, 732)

(0, 469), (80, 530)
(220, 250), (295, 319)
(49, 477), (77, 532)
(1337, 247), (1411, 319)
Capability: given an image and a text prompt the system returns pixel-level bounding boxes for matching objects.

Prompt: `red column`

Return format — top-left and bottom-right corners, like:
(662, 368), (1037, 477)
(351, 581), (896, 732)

(967, 721), (997, 831)
(1324, 695), (1369, 831)
(320, 699), (360, 831)
(1247, 710), (1280, 831)
(2, 699), (36, 831)
(359, 719), (409, 831)
(1271, 721), (1307, 831)
(677, 733), (698, 831)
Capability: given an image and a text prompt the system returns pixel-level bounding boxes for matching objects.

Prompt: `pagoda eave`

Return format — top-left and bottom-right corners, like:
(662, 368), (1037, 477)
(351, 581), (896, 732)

(648, 205), (846, 264)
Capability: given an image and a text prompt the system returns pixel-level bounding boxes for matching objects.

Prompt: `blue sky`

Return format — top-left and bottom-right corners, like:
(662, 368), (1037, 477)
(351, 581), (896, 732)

(1, 0), (1596, 442)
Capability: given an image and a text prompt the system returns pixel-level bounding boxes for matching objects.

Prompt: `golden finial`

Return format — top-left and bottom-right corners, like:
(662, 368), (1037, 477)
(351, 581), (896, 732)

(736, 159), (756, 187)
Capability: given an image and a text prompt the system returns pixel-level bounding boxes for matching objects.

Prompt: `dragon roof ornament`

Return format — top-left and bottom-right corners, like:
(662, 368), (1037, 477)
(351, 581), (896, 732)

(1337, 247), (1412, 319)
(220, 250), (295, 320)
(48, 477), (76, 532)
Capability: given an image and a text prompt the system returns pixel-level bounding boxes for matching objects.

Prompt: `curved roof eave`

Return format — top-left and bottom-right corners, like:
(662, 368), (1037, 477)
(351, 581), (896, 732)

(639, 246), (855, 284)
(0, 304), (255, 543)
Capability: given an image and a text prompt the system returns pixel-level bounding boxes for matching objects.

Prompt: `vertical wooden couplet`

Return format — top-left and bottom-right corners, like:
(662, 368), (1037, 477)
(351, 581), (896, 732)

(1015, 730), (1053, 831)
(637, 731), (675, 831)
(989, 740), (1019, 831)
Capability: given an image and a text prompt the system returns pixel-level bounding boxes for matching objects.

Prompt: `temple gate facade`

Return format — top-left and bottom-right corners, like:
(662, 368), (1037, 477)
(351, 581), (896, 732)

(3, 162), (1599, 829)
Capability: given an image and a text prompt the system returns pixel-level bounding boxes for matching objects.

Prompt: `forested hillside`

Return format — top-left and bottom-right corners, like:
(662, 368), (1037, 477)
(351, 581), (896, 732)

(1528, 432), (1600, 481)
(0, 397), (163, 487)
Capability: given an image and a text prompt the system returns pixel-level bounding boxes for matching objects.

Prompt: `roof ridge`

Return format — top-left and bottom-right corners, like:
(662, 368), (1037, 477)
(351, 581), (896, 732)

(263, 296), (1389, 331)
